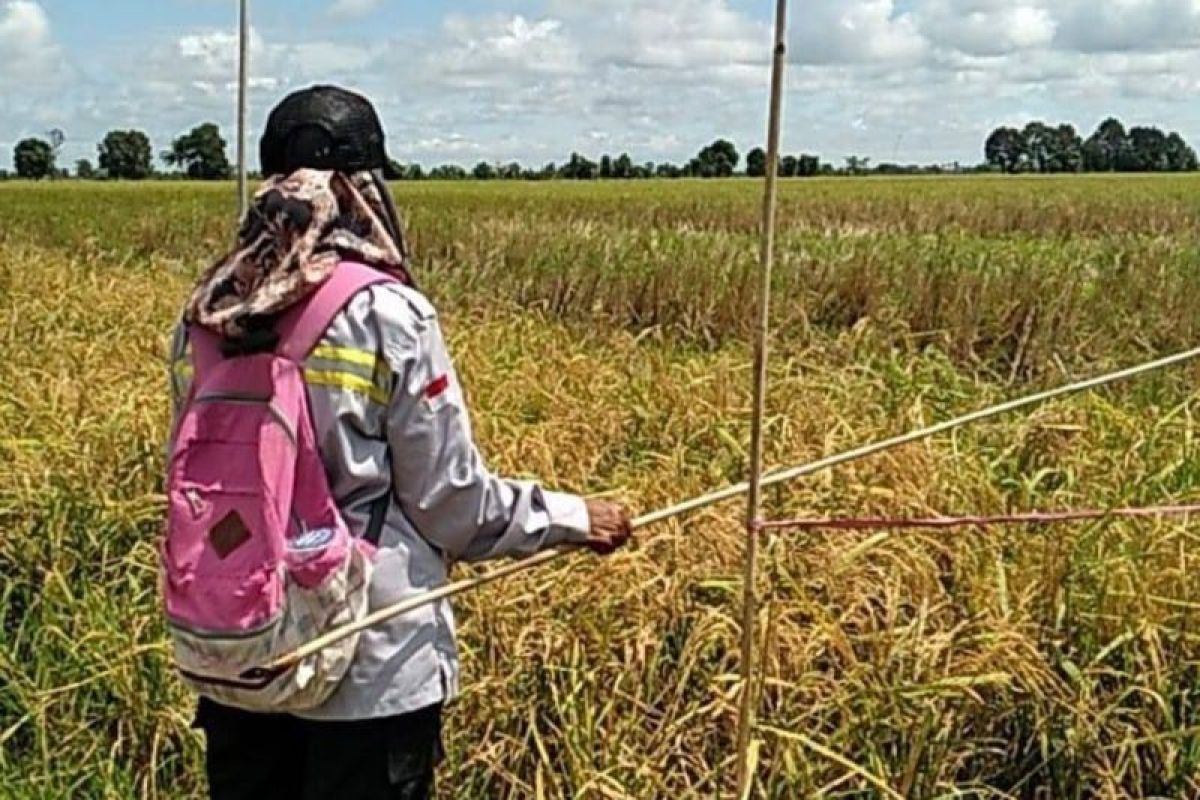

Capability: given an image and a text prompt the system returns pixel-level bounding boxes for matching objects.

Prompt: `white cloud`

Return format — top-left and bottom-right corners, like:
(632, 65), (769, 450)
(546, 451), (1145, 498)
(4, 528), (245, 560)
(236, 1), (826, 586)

(918, 1), (1056, 57)
(792, 0), (927, 64)
(0, 0), (44, 41)
(0, 0), (67, 91)
(597, 0), (766, 70)
(408, 134), (486, 157)
(175, 29), (252, 84)
(1052, 0), (1200, 53)
(913, 0), (1200, 56)
(434, 14), (582, 88)
(329, 0), (383, 18)
(127, 28), (383, 111)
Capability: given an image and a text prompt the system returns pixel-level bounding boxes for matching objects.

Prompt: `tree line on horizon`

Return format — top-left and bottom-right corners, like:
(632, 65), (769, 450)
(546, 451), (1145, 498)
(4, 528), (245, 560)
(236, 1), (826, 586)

(5, 126), (828, 182)
(6, 116), (1198, 182)
(402, 141), (829, 181)
(9, 123), (232, 182)
(985, 118), (1198, 174)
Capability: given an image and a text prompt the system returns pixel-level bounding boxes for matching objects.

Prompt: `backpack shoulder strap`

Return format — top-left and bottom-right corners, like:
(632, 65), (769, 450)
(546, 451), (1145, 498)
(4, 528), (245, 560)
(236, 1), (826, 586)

(276, 262), (398, 363)
(188, 325), (224, 379)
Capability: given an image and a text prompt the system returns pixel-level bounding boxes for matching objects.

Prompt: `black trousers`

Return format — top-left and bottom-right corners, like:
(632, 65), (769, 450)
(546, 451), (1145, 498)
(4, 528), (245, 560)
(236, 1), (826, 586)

(194, 698), (444, 800)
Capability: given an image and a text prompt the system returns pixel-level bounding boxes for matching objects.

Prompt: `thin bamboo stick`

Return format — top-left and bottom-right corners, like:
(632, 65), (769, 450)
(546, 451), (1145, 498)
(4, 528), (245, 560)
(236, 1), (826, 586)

(262, 344), (1200, 674)
(758, 503), (1200, 532)
(236, 0), (250, 219)
(263, 501), (726, 672)
(736, 0), (789, 795)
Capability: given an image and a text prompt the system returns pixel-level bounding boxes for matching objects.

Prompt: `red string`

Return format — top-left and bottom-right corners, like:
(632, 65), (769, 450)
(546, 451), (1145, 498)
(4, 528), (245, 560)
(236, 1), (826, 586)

(757, 503), (1200, 533)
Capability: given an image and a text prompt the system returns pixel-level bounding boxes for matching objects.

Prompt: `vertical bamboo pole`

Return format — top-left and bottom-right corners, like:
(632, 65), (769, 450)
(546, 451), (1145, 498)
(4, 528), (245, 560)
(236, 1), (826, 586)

(237, 0), (250, 219)
(735, 0), (789, 796)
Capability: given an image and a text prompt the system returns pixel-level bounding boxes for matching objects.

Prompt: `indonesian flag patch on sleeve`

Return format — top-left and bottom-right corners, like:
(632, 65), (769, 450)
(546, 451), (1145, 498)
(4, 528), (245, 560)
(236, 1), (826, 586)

(424, 374), (451, 410)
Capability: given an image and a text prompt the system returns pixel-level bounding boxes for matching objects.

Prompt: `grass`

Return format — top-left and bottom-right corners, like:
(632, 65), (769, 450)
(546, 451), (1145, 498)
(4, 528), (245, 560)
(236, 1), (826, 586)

(2, 176), (1200, 797)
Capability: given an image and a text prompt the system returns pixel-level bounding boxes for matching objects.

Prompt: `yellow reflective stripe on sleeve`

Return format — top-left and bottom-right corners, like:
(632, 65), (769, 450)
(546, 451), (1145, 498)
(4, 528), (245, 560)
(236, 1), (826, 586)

(307, 343), (391, 405)
(304, 369), (391, 405)
(310, 344), (379, 370)
(172, 346), (389, 405)
(175, 346), (382, 373)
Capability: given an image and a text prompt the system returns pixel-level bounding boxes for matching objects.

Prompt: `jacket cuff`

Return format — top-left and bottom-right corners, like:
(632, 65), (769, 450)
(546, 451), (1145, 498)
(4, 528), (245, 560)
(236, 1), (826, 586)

(542, 491), (591, 545)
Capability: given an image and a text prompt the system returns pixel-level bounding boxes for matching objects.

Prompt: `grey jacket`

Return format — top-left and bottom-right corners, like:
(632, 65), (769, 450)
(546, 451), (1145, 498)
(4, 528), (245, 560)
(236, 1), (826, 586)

(169, 282), (591, 720)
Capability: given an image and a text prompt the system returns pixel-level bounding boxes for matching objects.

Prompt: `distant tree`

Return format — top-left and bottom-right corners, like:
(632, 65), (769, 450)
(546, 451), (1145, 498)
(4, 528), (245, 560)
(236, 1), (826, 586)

(1165, 132), (1199, 172)
(693, 139), (739, 177)
(14, 138), (55, 179)
(797, 154), (821, 177)
(383, 161), (423, 180)
(655, 162), (682, 178)
(599, 155), (613, 179)
(164, 123), (231, 180)
(429, 164), (467, 180)
(1126, 126), (1170, 172)
(1020, 122), (1056, 173)
(746, 147), (767, 177)
(613, 153), (634, 179)
(75, 159), (96, 179)
(498, 162), (522, 180)
(1050, 124), (1083, 173)
(47, 129), (67, 177)
(539, 162), (558, 180)
(99, 130), (153, 179)
(472, 161), (497, 180)
(844, 155), (871, 175)
(560, 152), (598, 180)
(984, 126), (1026, 173)
(1083, 118), (1128, 172)
(46, 128), (66, 165)
(779, 155), (799, 177)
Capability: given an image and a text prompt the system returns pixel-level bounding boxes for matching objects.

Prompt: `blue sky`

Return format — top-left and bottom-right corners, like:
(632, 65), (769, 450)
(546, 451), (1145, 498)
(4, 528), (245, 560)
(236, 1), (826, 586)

(5, 0), (1200, 170)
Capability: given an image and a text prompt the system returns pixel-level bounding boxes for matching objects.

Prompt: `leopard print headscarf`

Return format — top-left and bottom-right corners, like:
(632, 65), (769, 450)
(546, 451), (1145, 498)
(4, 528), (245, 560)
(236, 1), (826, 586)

(185, 168), (413, 339)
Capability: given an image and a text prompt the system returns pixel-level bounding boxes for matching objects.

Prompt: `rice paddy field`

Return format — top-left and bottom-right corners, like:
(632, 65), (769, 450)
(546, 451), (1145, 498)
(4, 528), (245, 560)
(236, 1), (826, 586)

(4, 175), (1200, 798)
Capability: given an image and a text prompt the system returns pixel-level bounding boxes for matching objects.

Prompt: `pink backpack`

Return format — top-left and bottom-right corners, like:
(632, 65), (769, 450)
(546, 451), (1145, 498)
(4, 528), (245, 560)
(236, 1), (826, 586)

(163, 262), (396, 712)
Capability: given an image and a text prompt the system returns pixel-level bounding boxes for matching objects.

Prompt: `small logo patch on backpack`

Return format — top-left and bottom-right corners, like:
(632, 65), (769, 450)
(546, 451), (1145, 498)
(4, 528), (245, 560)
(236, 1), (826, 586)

(210, 512), (252, 560)
(290, 527), (337, 553)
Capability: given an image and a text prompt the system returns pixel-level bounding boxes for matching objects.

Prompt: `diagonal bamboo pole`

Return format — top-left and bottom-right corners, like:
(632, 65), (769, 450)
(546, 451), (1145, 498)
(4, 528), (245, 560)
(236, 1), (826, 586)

(262, 343), (1200, 674)
(736, 1), (790, 795)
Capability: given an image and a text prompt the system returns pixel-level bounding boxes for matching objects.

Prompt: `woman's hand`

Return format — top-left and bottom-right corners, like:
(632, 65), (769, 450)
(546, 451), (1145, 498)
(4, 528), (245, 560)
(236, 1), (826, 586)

(583, 499), (634, 556)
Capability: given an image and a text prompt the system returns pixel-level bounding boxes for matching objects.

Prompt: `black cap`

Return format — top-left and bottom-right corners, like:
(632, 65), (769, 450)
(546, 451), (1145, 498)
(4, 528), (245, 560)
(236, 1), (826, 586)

(260, 85), (399, 178)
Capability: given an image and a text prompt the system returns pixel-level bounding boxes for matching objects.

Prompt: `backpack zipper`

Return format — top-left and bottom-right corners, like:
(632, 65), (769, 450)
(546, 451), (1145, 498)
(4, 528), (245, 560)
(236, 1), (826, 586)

(184, 488), (205, 517)
(177, 666), (286, 691)
(194, 393), (297, 445)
